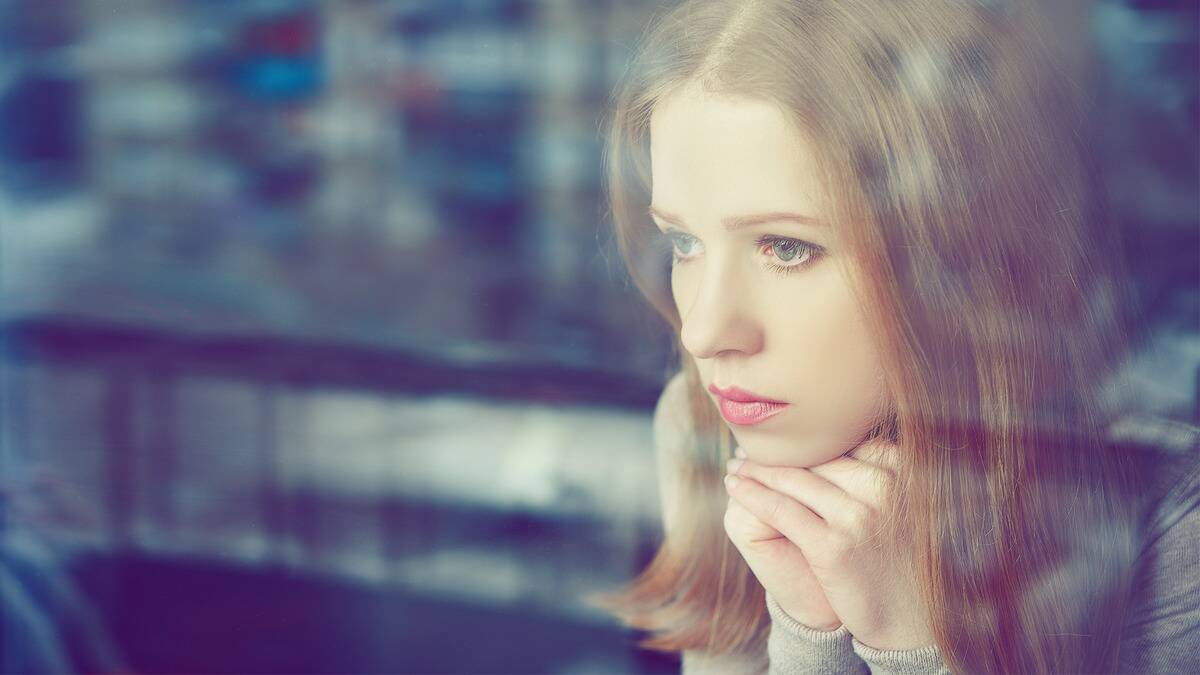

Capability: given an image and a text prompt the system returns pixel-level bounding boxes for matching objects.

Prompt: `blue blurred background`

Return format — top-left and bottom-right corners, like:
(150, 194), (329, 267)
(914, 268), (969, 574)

(0, 1), (1195, 673)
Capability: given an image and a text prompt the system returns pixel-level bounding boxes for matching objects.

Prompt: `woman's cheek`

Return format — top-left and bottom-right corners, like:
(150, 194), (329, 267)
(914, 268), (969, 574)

(821, 362), (888, 451)
(769, 302), (886, 461)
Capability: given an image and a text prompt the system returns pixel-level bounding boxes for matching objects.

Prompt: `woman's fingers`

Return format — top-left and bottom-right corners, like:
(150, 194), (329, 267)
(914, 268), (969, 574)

(727, 458), (863, 528)
(724, 471), (826, 545)
(764, 437), (899, 508)
(723, 494), (785, 544)
(807, 456), (892, 508)
(725, 440), (901, 558)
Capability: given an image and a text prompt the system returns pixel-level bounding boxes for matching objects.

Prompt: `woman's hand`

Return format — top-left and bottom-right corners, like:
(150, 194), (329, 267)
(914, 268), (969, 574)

(723, 441), (934, 650)
(723, 450), (841, 631)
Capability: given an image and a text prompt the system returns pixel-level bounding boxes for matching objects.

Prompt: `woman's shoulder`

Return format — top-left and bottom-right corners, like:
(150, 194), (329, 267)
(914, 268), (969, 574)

(1108, 412), (1200, 536)
(1115, 414), (1200, 673)
(653, 371), (692, 441)
(653, 370), (696, 473)
(653, 370), (693, 536)
(1139, 429), (1200, 551)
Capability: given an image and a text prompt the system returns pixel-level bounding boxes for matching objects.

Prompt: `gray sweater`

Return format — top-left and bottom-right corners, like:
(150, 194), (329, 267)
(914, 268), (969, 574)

(652, 373), (1200, 674)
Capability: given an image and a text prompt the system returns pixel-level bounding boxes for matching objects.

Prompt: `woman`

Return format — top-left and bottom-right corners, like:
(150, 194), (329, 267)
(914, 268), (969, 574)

(589, 1), (1200, 673)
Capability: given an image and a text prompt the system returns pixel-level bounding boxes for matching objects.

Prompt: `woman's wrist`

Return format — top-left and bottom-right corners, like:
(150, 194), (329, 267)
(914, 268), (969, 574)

(764, 593), (844, 634)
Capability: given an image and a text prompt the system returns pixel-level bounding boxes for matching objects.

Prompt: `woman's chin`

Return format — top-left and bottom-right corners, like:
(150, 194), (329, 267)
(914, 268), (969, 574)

(731, 433), (847, 468)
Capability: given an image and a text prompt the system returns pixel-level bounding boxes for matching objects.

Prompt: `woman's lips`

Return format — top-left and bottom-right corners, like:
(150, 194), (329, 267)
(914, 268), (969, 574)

(716, 397), (790, 426)
(706, 384), (790, 426)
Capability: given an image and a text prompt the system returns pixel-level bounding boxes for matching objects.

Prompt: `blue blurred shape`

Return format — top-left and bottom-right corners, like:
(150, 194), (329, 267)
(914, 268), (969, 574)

(233, 56), (323, 102)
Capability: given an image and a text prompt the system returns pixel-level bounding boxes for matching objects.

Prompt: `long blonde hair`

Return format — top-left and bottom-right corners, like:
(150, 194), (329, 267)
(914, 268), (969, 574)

(589, 1), (1147, 673)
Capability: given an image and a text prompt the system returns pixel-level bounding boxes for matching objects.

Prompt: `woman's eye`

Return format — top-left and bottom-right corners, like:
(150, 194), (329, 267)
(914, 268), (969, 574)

(666, 231), (702, 262)
(659, 229), (823, 276)
(757, 236), (823, 275)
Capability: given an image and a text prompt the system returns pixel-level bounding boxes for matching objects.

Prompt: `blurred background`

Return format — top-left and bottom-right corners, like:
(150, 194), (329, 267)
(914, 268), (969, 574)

(0, 1), (1195, 673)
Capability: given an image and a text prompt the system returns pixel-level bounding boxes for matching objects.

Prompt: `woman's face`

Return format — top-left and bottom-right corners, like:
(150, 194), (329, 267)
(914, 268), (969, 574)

(649, 83), (888, 468)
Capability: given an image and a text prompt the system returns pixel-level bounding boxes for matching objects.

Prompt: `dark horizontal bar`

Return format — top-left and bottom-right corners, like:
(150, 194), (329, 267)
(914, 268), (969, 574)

(1, 316), (666, 410)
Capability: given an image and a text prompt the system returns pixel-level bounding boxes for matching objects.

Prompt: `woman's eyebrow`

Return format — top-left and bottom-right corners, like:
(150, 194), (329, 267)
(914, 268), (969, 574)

(648, 206), (824, 230)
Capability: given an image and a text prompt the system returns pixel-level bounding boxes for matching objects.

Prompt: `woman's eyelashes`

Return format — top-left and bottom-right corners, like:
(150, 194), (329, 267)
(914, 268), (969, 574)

(660, 229), (824, 277)
(756, 234), (824, 276)
(663, 230), (701, 261)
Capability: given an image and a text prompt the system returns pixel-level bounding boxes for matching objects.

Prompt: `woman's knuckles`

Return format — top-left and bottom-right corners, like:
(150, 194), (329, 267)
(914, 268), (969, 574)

(761, 489), (790, 525)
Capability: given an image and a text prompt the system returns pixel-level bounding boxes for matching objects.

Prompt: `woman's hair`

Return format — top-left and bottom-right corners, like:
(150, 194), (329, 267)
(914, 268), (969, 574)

(588, 1), (1149, 673)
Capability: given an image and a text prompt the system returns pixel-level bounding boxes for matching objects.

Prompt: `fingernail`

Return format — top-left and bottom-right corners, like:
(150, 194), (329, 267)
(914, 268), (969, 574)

(735, 446), (747, 459)
(724, 474), (739, 490)
(726, 458), (743, 474)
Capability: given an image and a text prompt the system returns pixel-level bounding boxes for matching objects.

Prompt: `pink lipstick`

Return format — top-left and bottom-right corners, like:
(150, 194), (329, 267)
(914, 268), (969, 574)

(707, 384), (790, 426)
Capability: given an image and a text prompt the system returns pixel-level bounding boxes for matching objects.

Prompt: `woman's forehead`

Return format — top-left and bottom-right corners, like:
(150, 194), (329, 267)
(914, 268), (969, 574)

(649, 87), (827, 224)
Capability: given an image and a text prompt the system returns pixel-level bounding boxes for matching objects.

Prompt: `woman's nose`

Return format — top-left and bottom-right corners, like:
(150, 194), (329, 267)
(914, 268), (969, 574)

(678, 261), (764, 360)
